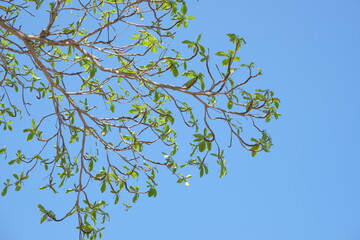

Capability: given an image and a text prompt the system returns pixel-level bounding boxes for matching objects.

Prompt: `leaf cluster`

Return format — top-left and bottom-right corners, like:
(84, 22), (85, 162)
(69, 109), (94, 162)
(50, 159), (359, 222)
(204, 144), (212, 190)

(0, 0), (280, 239)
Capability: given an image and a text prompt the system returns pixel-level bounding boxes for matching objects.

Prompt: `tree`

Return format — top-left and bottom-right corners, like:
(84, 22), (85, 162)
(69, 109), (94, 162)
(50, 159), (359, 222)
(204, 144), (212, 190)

(0, 0), (280, 239)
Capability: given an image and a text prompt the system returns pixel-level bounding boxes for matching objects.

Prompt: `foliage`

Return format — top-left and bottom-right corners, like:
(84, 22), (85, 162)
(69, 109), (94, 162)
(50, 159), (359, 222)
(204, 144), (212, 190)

(0, 0), (280, 239)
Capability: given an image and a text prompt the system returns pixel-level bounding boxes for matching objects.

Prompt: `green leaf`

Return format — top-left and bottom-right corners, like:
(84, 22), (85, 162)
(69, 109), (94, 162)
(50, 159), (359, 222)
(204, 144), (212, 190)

(222, 58), (230, 66)
(12, 173), (19, 179)
(227, 100), (233, 109)
(132, 193), (139, 203)
(251, 144), (260, 157)
(131, 171), (138, 179)
(88, 160), (94, 171)
(1, 187), (7, 196)
(0, 146), (6, 154)
(274, 100), (280, 108)
(196, 34), (202, 43)
(154, 91), (160, 101)
(252, 150), (258, 157)
(207, 141), (212, 151)
(216, 51), (228, 57)
(199, 165), (204, 177)
(27, 132), (34, 141)
(151, 45), (158, 53)
(199, 44), (205, 54)
(193, 133), (203, 139)
(220, 167), (227, 178)
(100, 181), (106, 193)
(148, 187), (157, 197)
(219, 162), (227, 178)
(204, 165), (209, 175)
(181, 3), (187, 15)
(182, 40), (193, 45)
(63, 28), (74, 34)
(110, 103), (115, 113)
(39, 185), (48, 190)
(82, 224), (93, 233)
(8, 160), (15, 165)
(89, 66), (97, 79)
(198, 141), (206, 152)
(199, 77), (205, 91)
(171, 65), (179, 77)
(114, 194), (119, 204)
(184, 78), (197, 89)
(38, 204), (46, 213)
(40, 214), (47, 224)
(67, 46), (73, 56)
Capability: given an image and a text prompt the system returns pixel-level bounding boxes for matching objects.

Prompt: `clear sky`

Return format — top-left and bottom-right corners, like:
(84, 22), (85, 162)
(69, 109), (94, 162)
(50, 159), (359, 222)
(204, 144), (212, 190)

(1, 0), (360, 239)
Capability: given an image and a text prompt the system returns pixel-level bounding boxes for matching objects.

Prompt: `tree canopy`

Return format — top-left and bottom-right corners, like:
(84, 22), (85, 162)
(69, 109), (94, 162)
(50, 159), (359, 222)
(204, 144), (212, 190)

(0, 0), (280, 239)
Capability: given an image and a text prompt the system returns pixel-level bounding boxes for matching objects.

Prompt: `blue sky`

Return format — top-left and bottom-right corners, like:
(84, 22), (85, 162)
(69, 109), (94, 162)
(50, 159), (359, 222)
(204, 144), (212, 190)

(1, 0), (360, 239)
